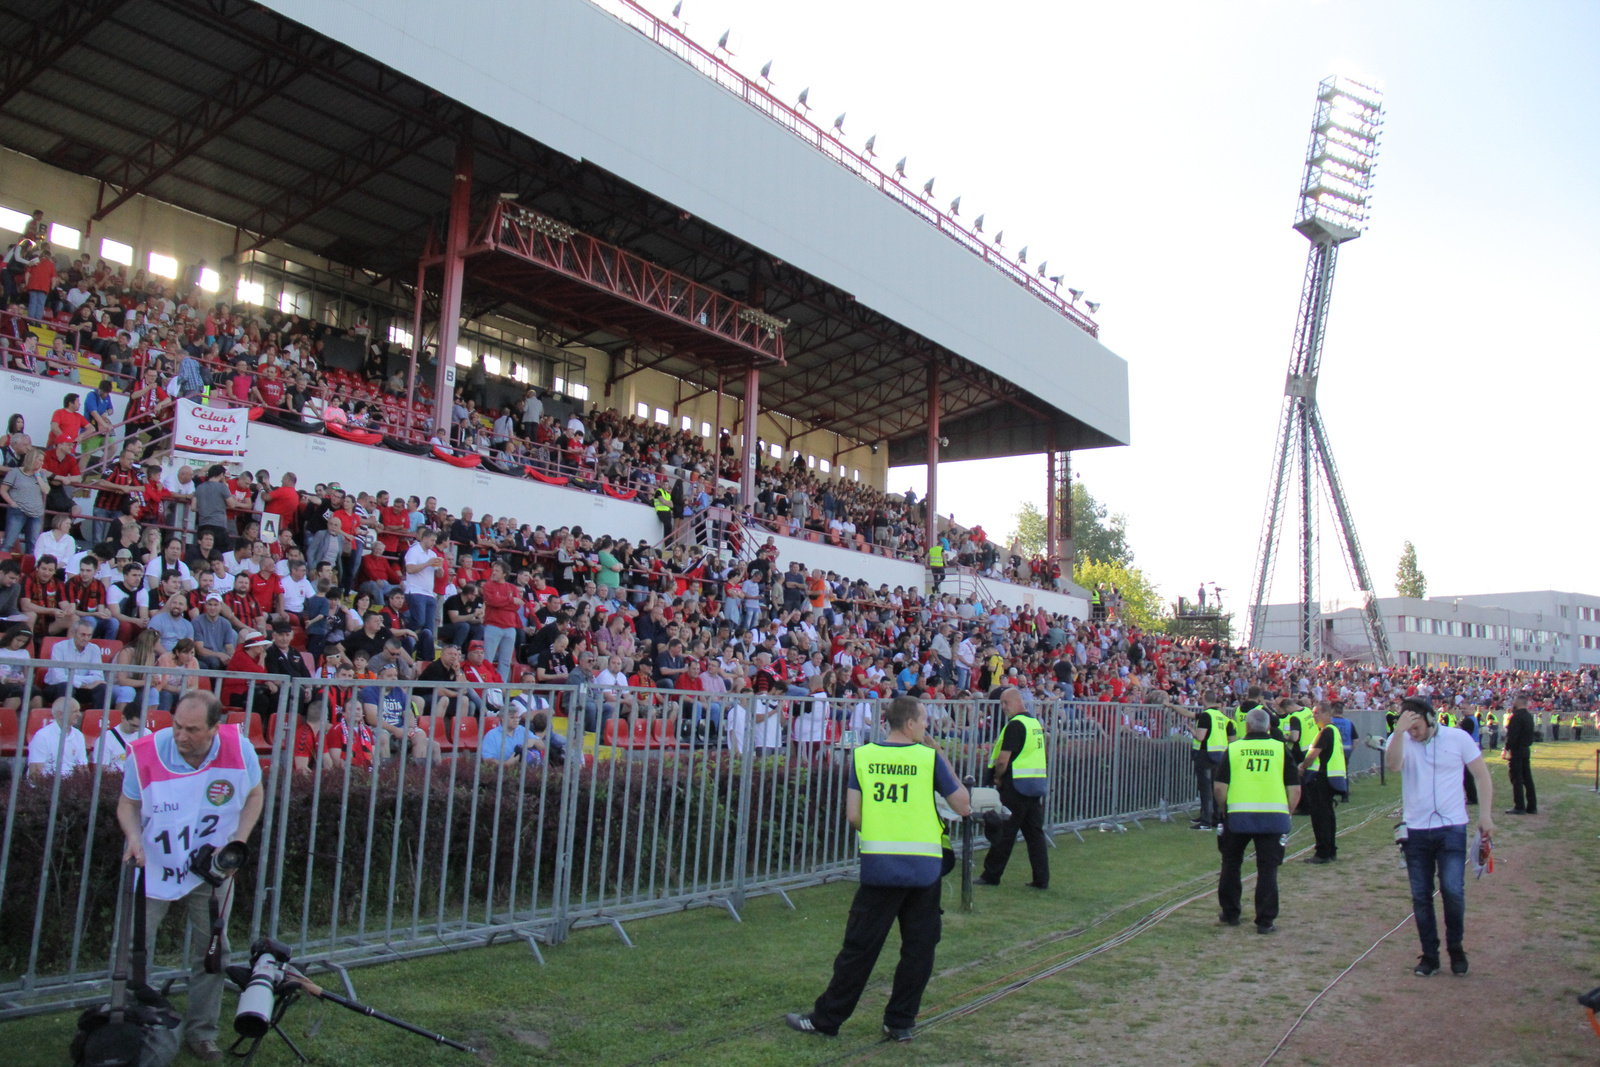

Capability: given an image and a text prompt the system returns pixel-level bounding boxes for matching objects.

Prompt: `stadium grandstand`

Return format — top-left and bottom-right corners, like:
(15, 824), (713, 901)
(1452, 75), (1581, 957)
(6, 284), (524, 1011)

(0, 0), (1129, 631)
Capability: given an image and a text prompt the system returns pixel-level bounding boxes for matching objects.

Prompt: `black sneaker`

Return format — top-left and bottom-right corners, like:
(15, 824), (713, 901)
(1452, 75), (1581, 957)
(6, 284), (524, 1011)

(1414, 956), (1440, 977)
(1503, 808), (1526, 815)
(1448, 946), (1468, 976)
(1218, 912), (1241, 927)
(973, 876), (1000, 886)
(1255, 922), (1276, 934)
(1303, 855), (1332, 865)
(882, 1023), (915, 1043)
(1190, 822), (1215, 831)
(785, 1013), (836, 1037)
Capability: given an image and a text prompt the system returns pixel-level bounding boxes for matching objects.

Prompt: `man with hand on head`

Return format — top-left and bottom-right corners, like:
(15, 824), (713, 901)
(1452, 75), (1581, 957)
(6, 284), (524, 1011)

(1385, 696), (1494, 977)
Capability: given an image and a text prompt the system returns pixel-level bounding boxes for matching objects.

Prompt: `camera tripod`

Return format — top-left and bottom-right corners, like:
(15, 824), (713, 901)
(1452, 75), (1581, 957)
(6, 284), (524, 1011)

(226, 969), (475, 1063)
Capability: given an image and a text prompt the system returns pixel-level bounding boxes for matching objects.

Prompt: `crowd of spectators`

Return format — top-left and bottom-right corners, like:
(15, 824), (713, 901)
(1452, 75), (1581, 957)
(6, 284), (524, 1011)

(4, 218), (1079, 593)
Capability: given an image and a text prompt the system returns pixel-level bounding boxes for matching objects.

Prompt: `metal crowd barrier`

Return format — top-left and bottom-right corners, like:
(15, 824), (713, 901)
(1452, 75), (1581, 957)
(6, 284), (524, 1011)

(2, 671), (1277, 1021)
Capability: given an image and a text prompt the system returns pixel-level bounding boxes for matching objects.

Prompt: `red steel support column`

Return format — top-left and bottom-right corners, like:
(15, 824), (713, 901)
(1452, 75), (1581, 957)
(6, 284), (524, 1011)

(925, 364), (940, 557)
(711, 369), (724, 487)
(433, 136), (473, 442)
(740, 362), (760, 506)
(405, 256), (426, 441)
(1045, 428), (1057, 563)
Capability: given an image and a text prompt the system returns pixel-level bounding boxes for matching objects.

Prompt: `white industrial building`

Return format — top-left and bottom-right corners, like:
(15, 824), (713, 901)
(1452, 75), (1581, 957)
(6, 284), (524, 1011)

(1255, 590), (1600, 671)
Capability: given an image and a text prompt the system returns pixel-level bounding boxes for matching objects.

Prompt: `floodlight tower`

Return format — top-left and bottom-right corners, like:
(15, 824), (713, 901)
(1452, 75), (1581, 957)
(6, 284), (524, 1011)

(1246, 76), (1393, 666)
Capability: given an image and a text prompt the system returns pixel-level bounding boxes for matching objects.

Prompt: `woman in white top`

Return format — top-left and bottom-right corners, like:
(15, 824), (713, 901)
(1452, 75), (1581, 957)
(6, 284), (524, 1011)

(32, 512), (79, 569)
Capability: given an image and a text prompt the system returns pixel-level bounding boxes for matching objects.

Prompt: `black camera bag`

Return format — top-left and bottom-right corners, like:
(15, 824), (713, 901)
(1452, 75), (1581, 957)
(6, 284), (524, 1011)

(71, 866), (182, 1067)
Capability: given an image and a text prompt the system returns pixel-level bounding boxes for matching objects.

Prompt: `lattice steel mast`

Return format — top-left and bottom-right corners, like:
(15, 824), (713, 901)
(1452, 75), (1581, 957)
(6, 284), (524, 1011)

(1247, 76), (1392, 666)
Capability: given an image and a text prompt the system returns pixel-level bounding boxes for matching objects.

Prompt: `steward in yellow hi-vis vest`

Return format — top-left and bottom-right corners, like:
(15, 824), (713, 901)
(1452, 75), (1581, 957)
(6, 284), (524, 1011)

(786, 696), (969, 1042)
(1298, 702), (1342, 864)
(1179, 698), (1229, 830)
(978, 689), (1050, 890)
(1213, 706), (1303, 933)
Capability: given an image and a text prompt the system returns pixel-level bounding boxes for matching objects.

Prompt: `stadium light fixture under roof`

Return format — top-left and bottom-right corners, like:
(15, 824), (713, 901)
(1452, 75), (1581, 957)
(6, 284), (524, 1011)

(1296, 75), (1384, 238)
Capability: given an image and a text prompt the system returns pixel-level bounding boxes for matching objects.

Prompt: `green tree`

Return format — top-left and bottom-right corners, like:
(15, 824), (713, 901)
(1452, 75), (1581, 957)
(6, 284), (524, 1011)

(1006, 501), (1047, 558)
(1071, 482), (1132, 566)
(1396, 540), (1427, 599)
(1074, 557), (1167, 632)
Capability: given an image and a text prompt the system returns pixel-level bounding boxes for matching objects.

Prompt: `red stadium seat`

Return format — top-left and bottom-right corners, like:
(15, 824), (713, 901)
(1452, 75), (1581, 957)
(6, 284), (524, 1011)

(448, 715), (480, 753)
(0, 707), (16, 756)
(147, 709), (172, 732)
(244, 714), (271, 756)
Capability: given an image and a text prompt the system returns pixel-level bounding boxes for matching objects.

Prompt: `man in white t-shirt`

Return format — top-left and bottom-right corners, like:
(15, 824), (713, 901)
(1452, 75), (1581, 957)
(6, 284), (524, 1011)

(28, 696), (88, 784)
(402, 527), (445, 660)
(278, 558), (315, 617)
(1385, 697), (1494, 978)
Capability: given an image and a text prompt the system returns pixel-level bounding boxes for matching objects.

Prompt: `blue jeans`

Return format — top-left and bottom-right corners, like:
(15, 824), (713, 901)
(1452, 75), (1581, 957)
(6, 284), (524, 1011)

(92, 507), (122, 549)
(27, 290), (46, 321)
(741, 603), (761, 631)
(404, 593), (437, 660)
(4, 510), (41, 554)
(1401, 824), (1467, 960)
(438, 621), (482, 651)
(483, 624), (516, 683)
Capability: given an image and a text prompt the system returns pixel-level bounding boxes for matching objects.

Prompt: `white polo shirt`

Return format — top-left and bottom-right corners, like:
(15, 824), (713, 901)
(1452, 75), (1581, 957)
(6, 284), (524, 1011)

(1387, 725), (1481, 830)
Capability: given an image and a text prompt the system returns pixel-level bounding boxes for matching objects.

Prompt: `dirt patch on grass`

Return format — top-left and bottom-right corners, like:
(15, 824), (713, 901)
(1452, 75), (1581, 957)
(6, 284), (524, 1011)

(1275, 756), (1600, 1067)
(970, 760), (1600, 1067)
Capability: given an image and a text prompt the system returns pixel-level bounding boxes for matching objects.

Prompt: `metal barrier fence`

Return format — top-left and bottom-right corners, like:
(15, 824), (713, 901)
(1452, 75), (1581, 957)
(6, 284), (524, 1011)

(3, 674), (1401, 1020)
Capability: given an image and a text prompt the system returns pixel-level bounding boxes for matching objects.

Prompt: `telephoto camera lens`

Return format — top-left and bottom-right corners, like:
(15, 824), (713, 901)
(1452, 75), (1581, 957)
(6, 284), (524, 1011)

(233, 938), (293, 1038)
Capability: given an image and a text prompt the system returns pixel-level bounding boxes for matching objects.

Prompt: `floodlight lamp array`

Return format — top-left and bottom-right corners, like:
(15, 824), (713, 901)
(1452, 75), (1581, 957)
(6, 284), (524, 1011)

(503, 206), (578, 242)
(1296, 75), (1384, 233)
(737, 307), (791, 338)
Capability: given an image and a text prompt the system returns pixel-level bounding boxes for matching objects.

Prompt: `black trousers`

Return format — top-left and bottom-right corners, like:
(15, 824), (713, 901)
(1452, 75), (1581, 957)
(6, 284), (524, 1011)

(1462, 767), (1478, 805)
(1192, 753), (1217, 824)
(982, 784), (1049, 887)
(811, 882), (942, 1032)
(1303, 774), (1337, 858)
(1217, 829), (1284, 927)
(1507, 751), (1537, 813)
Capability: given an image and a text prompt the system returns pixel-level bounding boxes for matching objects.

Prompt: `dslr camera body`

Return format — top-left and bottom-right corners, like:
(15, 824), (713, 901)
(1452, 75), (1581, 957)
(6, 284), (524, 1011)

(188, 840), (248, 889)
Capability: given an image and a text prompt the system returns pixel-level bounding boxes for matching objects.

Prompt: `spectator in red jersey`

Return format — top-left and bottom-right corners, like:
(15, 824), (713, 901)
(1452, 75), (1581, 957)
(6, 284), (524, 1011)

(291, 699), (334, 775)
(65, 554), (116, 639)
(22, 553), (74, 637)
(220, 627), (276, 716)
(90, 445), (141, 547)
(222, 571), (263, 634)
(48, 392), (89, 448)
(253, 362), (288, 413)
(324, 684), (376, 771)
(262, 471), (301, 538)
(125, 365), (172, 455)
(41, 435), (83, 520)
(24, 242), (56, 323)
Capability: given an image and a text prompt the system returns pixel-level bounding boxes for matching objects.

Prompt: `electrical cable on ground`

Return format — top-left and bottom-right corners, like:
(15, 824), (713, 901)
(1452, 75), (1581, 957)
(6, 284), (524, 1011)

(811, 804), (1394, 1067)
(618, 800), (1393, 1067)
(1255, 906), (1420, 1067)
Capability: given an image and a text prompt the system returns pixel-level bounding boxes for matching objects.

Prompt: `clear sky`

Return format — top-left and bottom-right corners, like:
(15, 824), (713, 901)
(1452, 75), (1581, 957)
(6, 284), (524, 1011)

(647, 0), (1600, 617)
